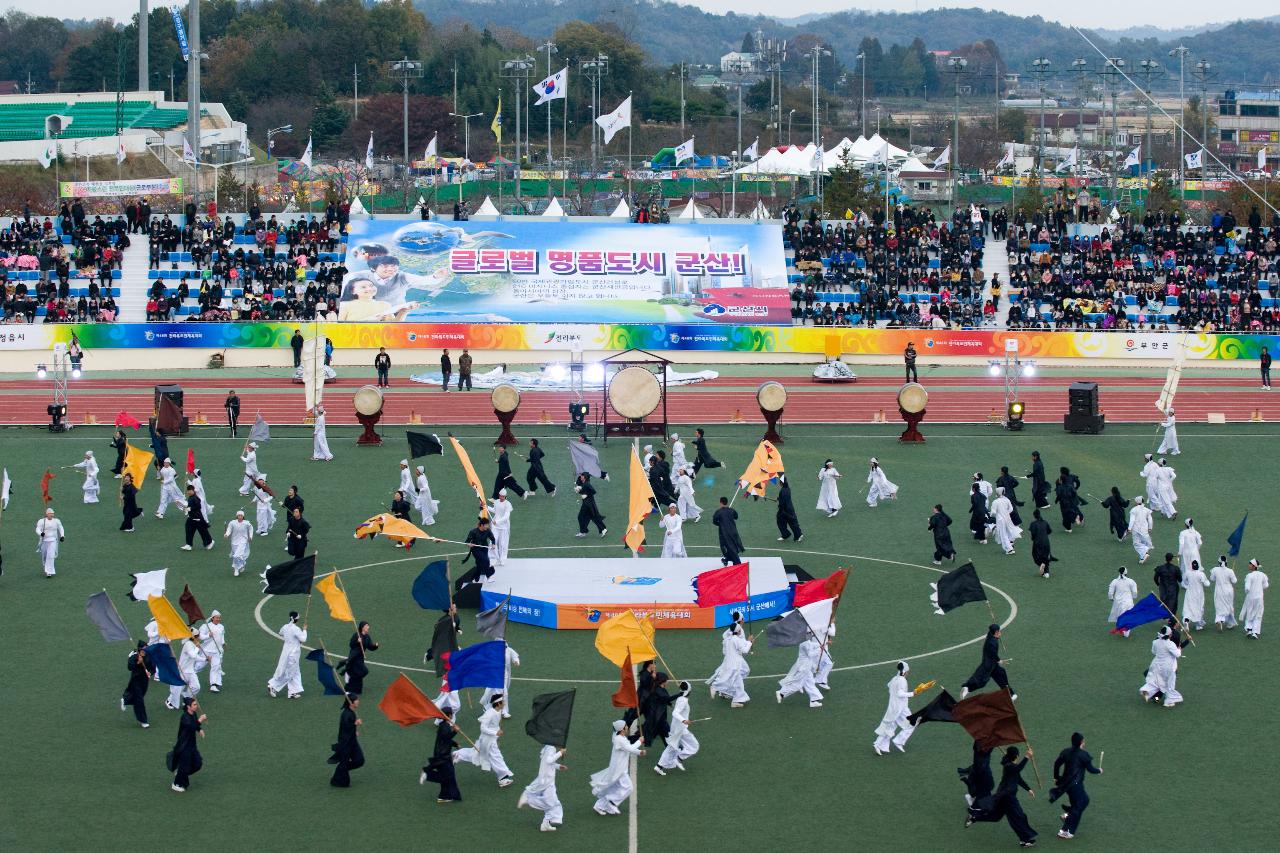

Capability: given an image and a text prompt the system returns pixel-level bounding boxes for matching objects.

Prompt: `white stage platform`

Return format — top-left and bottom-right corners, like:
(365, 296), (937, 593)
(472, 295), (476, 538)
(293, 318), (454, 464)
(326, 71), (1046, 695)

(479, 556), (793, 630)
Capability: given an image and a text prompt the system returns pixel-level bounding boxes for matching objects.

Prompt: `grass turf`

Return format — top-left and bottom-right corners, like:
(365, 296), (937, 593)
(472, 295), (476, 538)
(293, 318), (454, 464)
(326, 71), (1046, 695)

(0, 421), (1275, 851)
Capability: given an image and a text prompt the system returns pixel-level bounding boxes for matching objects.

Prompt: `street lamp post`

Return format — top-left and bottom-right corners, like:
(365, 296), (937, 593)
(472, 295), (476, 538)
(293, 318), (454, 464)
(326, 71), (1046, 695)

(501, 55), (535, 202)
(1072, 58), (1089, 178)
(581, 53), (609, 187)
(449, 110), (483, 203)
(857, 51), (867, 137)
(537, 41), (558, 196)
(787, 109), (796, 146)
(1170, 46), (1190, 211)
(391, 59), (424, 211)
(1192, 59), (1215, 222)
(947, 56), (969, 214)
(1028, 57), (1054, 175)
(1096, 58), (1126, 207)
(1137, 59), (1162, 169)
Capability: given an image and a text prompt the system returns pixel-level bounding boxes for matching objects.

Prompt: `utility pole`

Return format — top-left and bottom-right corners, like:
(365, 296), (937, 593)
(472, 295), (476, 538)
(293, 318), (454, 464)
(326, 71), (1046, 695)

(501, 55), (535, 202)
(353, 63), (359, 120)
(1072, 58), (1089, 177)
(1169, 46), (1189, 211)
(1192, 59), (1215, 222)
(947, 56), (969, 215)
(391, 58), (424, 211)
(538, 40), (558, 194)
(1138, 59), (1163, 171)
(858, 51), (867, 137)
(1096, 58), (1126, 207)
(185, 0), (200, 181)
(1028, 57), (1054, 175)
(679, 61), (686, 132)
(137, 0), (148, 92)
(582, 54), (609, 186)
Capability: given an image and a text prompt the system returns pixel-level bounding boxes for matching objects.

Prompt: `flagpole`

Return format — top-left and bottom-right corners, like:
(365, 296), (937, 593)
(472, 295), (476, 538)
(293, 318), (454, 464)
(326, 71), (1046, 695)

(1153, 591), (1197, 647)
(561, 85), (568, 201)
(627, 89), (633, 201)
(1012, 695), (1043, 788)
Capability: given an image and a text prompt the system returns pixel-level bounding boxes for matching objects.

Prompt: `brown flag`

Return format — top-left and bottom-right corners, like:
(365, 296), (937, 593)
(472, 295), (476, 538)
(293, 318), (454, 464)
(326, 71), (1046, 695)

(950, 687), (1025, 750)
(178, 584), (205, 625)
(611, 651), (639, 709)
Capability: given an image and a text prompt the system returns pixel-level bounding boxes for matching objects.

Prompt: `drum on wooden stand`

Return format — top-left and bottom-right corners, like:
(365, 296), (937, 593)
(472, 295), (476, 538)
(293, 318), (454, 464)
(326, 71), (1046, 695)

(757, 381), (788, 443)
(897, 382), (928, 443)
(602, 359), (668, 439)
(491, 382), (521, 446)
(353, 385), (384, 445)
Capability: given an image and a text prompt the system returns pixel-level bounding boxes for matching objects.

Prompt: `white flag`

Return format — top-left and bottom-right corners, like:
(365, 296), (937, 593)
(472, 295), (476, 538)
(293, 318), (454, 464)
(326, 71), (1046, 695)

(425, 134), (437, 159)
(1057, 147), (1077, 172)
(300, 134), (313, 169)
(595, 95), (631, 146)
(1260, 146), (1268, 171)
(1123, 145), (1141, 169)
(996, 144), (1014, 169)
(182, 138), (196, 164)
(674, 137), (695, 165)
(811, 147), (823, 169)
(878, 142), (890, 166)
(743, 138), (759, 161)
(116, 136), (126, 165)
(533, 67), (568, 106)
(1109, 205), (1121, 222)
(37, 142), (55, 169)
(127, 568), (168, 601)
(1185, 149), (1203, 169)
(239, 135), (251, 158)
(1, 467), (9, 509)
(365, 132), (374, 170)
(932, 145), (950, 169)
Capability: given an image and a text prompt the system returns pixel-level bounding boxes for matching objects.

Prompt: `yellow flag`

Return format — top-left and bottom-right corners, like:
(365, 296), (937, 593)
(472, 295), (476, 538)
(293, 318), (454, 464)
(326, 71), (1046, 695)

(594, 609), (657, 667)
(123, 443), (154, 490)
(737, 441), (785, 497)
(449, 437), (488, 518)
(147, 595), (192, 641)
(491, 94), (503, 143)
(316, 573), (355, 623)
(624, 448), (656, 553)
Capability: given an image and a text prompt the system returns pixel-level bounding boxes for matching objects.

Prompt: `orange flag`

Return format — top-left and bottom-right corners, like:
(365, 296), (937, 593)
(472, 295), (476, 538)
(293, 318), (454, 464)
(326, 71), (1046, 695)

(624, 448), (656, 553)
(379, 673), (448, 727)
(611, 651), (639, 708)
(40, 468), (54, 505)
(736, 441), (784, 498)
(449, 437), (488, 519)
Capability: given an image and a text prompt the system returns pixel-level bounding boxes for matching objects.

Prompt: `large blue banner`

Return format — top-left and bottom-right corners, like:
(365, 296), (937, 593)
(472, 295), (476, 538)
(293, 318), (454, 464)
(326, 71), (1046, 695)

(170, 7), (190, 62)
(338, 219), (790, 324)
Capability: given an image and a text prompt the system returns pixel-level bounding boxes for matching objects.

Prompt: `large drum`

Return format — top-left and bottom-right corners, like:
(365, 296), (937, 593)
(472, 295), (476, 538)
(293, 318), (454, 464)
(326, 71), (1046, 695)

(897, 382), (928, 443)
(491, 382), (521, 446)
(353, 385), (384, 445)
(608, 366), (662, 420)
(757, 381), (787, 444)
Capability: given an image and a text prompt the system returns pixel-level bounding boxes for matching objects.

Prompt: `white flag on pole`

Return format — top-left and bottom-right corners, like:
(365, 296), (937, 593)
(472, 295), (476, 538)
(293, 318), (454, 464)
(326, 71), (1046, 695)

(1259, 146), (1268, 171)
(300, 134), (313, 169)
(239, 135), (251, 158)
(533, 67), (568, 106)
(1056, 147), (1077, 172)
(37, 142), (55, 169)
(1123, 145), (1141, 169)
(1185, 149), (1203, 169)
(116, 136), (127, 165)
(365, 132), (374, 170)
(425, 134), (437, 159)
(932, 145), (950, 169)
(674, 137), (695, 165)
(743, 138), (759, 161)
(595, 95), (631, 145)
(182, 138), (196, 163)
(996, 144), (1014, 169)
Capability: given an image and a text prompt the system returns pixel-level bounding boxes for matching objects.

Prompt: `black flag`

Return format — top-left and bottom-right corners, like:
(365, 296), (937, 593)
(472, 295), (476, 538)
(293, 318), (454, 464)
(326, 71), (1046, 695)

(907, 689), (958, 727)
(525, 689), (576, 748)
(407, 431), (444, 459)
(425, 613), (460, 677)
(931, 562), (987, 614)
(261, 554), (316, 595)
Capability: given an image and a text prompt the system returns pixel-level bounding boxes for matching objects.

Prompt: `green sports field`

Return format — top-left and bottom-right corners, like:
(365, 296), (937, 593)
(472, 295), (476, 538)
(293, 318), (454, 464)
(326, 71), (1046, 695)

(1, 421), (1276, 851)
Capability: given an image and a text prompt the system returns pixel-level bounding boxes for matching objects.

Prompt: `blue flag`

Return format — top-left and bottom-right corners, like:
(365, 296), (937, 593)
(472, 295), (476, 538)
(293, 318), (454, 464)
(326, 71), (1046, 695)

(146, 642), (187, 686)
(412, 561), (451, 611)
(445, 640), (507, 690)
(1113, 593), (1169, 633)
(1227, 513), (1248, 557)
(305, 648), (345, 695)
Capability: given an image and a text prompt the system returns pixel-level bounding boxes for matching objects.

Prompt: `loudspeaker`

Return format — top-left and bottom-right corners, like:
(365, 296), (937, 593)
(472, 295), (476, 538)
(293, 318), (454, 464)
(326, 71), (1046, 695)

(1068, 381), (1099, 416)
(1064, 412), (1106, 434)
(154, 383), (184, 411)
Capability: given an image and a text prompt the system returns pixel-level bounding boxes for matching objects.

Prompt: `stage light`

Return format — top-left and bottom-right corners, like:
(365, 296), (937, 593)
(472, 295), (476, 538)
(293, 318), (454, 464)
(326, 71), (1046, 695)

(71, 367), (82, 379)
(988, 363), (1001, 376)
(568, 401), (589, 431)
(546, 363), (567, 381)
(1022, 362), (1036, 377)
(36, 363), (47, 379)
(1007, 401), (1025, 431)
(584, 364), (605, 383)
(47, 403), (67, 432)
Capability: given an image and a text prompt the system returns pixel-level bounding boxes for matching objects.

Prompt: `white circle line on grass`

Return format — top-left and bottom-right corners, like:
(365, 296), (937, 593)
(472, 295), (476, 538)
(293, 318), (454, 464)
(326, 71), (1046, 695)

(253, 545), (1017, 683)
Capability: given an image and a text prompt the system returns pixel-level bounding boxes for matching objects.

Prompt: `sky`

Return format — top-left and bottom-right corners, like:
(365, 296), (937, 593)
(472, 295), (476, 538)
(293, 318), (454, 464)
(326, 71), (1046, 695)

(19, 0), (1236, 33)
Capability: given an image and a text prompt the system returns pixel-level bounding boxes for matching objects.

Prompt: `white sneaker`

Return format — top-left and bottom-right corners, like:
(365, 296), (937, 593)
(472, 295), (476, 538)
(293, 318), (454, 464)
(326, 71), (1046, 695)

(120, 698), (126, 712)
(517, 792), (528, 808)
(1057, 830), (1073, 839)
(960, 687), (969, 700)
(420, 770), (427, 785)
(540, 823), (556, 832)
(268, 686), (278, 698)
(140, 722), (149, 728)
(205, 543), (215, 550)
(893, 741), (906, 752)
(210, 685), (220, 693)
(775, 691), (783, 704)
(730, 702), (745, 708)
(600, 529), (608, 537)
(654, 765), (667, 776)
(809, 701), (823, 708)
(171, 784), (185, 792)
(575, 533), (587, 538)
(498, 776), (514, 788)
(675, 760), (686, 771)
(593, 806), (610, 816)
(180, 545), (192, 551)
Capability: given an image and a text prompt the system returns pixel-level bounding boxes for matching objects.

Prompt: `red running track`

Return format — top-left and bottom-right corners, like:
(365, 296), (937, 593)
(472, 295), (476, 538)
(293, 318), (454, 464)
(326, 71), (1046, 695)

(3, 374), (1276, 425)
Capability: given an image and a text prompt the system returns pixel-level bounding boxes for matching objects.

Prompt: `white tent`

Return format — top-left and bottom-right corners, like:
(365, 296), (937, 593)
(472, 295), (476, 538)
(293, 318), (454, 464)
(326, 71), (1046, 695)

(472, 195), (500, 216)
(675, 198), (699, 220)
(542, 197), (565, 217)
(896, 156), (942, 175)
(609, 198), (630, 218)
(347, 196), (368, 215)
(749, 199), (771, 220)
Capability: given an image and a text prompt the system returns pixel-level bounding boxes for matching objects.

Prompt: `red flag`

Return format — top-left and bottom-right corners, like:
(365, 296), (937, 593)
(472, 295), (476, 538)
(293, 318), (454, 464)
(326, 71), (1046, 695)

(40, 469), (54, 505)
(178, 584), (205, 625)
(115, 411), (142, 429)
(693, 562), (750, 607)
(950, 688), (1026, 750)
(186, 449), (196, 475)
(793, 569), (850, 608)
(611, 651), (638, 708)
(379, 673), (447, 727)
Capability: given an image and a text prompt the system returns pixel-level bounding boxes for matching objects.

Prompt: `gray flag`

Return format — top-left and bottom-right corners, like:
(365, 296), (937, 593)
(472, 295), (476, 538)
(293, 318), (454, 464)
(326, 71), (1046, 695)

(476, 595), (509, 640)
(249, 414), (271, 443)
(568, 440), (602, 477)
(764, 608), (811, 648)
(86, 591), (131, 643)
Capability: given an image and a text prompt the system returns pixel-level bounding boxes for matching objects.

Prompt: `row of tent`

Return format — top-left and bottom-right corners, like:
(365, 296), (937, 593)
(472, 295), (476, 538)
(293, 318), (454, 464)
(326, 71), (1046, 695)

(459, 195), (771, 220)
(733, 133), (938, 177)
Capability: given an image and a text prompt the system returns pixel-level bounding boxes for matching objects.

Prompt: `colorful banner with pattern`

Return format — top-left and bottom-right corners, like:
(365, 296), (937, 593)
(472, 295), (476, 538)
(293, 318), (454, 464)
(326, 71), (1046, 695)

(59, 177), (184, 199)
(0, 324), (1274, 360)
